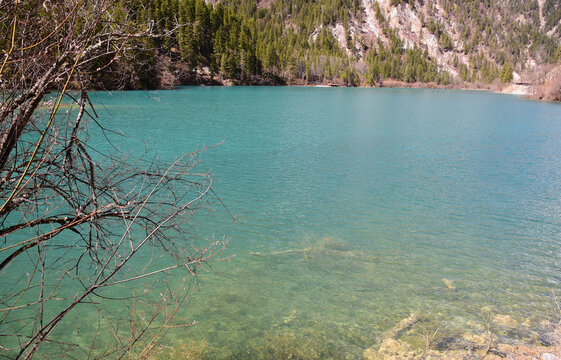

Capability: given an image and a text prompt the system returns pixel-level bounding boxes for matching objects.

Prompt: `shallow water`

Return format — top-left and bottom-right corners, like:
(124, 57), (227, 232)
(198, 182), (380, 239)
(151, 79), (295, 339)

(88, 87), (561, 358)
(7, 87), (561, 358)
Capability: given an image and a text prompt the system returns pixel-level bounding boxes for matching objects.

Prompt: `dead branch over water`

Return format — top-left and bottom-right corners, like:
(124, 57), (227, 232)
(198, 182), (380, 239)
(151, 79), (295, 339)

(0, 1), (226, 358)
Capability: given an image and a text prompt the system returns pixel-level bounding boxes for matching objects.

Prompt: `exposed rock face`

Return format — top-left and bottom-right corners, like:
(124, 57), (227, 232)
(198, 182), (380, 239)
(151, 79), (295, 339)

(325, 0), (559, 82)
(361, 0), (383, 40)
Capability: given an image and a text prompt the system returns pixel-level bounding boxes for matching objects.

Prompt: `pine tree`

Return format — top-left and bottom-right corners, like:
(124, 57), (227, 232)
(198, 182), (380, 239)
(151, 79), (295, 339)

(499, 62), (513, 83)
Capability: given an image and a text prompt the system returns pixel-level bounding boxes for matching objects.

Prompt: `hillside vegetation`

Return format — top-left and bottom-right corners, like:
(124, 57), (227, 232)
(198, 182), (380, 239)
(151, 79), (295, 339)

(82, 0), (561, 88)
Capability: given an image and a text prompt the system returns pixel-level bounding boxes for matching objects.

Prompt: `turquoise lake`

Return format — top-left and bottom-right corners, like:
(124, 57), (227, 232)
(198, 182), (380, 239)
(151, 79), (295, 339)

(70, 87), (561, 357)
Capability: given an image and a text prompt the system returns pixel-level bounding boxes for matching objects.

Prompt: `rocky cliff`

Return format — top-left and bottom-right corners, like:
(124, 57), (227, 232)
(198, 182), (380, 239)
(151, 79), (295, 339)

(297, 0), (560, 82)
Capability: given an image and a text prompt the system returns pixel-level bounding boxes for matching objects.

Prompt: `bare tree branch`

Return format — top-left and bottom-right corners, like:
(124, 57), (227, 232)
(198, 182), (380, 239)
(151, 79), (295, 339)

(0, 1), (228, 358)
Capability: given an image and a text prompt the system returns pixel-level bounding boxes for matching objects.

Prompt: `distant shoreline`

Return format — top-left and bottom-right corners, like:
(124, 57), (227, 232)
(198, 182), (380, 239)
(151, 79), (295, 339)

(93, 75), (560, 103)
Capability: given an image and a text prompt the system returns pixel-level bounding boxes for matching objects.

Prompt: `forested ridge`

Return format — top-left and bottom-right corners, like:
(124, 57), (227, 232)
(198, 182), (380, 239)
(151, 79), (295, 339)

(14, 0), (559, 89)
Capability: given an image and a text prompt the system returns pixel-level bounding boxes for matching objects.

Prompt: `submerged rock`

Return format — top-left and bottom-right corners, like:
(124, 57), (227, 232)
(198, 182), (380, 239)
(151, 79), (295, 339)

(362, 310), (560, 360)
(496, 343), (560, 359)
(384, 313), (420, 339)
(442, 278), (456, 290)
(363, 313), (421, 359)
(364, 335), (560, 360)
(423, 349), (476, 360)
(317, 237), (350, 251)
(371, 338), (417, 359)
(493, 314), (518, 328)
(537, 324), (561, 347)
(379, 338), (407, 353)
(363, 347), (378, 360)
(282, 310), (297, 324)
(249, 236), (374, 260)
(461, 332), (486, 346)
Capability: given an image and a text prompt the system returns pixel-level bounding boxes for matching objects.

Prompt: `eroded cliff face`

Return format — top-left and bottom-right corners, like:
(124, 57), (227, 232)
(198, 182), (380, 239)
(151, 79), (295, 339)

(316, 0), (559, 81)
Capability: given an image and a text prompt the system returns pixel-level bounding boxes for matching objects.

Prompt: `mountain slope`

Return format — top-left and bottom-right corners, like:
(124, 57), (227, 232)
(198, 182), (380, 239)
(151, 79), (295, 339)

(312, 0), (560, 83)
(102, 0), (561, 88)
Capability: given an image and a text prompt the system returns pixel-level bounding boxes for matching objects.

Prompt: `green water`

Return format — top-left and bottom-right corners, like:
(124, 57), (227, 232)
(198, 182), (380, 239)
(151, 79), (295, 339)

(6, 87), (561, 358)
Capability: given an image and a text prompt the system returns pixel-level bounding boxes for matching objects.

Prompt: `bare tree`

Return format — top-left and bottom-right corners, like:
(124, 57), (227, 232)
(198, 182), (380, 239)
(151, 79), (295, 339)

(0, 1), (227, 358)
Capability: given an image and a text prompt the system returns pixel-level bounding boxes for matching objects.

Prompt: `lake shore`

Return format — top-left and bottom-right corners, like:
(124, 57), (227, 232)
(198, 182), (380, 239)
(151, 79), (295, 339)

(148, 68), (560, 103)
(92, 56), (559, 103)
